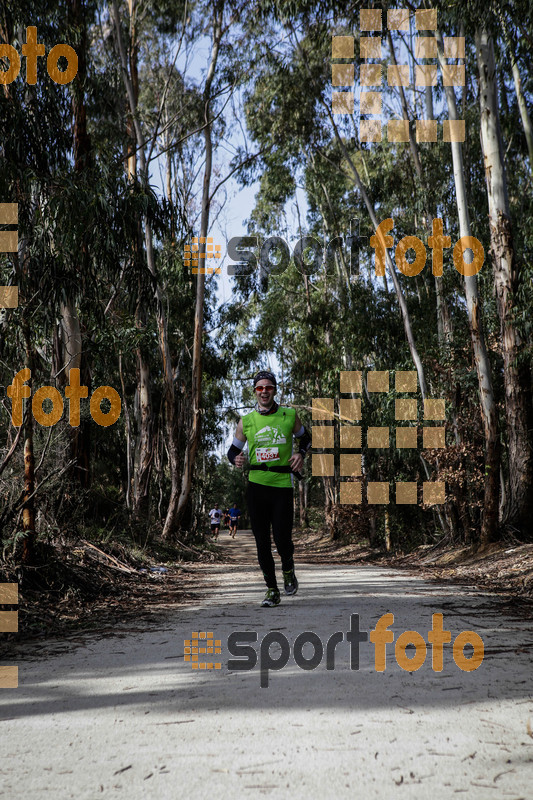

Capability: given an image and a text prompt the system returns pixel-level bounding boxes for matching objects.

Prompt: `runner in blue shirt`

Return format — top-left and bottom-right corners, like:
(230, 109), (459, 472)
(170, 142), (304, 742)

(228, 503), (241, 539)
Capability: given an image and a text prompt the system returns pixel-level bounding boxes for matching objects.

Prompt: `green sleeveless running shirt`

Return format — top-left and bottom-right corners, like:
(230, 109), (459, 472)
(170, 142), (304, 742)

(242, 406), (296, 488)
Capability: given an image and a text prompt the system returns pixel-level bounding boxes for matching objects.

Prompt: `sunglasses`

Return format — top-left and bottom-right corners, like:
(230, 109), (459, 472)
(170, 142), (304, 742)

(254, 385), (275, 392)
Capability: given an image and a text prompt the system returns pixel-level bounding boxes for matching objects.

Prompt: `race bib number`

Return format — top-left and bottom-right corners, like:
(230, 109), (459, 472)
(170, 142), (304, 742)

(255, 447), (280, 463)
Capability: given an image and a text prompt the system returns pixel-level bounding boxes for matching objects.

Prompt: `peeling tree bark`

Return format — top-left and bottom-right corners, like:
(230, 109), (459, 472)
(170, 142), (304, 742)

(133, 341), (153, 517)
(476, 29), (533, 537)
(436, 29), (500, 545)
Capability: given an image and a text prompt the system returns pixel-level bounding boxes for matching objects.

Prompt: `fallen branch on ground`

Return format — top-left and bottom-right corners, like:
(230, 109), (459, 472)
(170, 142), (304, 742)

(79, 540), (138, 574)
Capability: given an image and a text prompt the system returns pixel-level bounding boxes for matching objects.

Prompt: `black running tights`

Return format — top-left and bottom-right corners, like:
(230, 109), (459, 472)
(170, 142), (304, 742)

(247, 481), (294, 589)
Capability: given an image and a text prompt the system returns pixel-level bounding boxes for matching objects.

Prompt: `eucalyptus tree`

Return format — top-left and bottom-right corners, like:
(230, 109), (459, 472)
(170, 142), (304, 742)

(476, 27), (533, 538)
(230, 2), (448, 537)
(0, 0), (142, 556)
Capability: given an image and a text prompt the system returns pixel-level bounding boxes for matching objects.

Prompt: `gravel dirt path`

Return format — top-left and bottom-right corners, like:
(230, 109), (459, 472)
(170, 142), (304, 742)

(1, 529), (532, 799)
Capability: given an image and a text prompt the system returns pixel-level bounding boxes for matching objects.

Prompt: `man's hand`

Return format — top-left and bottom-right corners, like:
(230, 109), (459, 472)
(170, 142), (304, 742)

(234, 452), (246, 468)
(289, 453), (304, 473)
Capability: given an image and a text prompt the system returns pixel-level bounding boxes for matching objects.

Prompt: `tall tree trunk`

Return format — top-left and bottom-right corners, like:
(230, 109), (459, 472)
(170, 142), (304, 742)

(436, 29), (500, 545)
(128, 0), (153, 518)
(65, 0), (92, 488)
(70, 0), (91, 171)
(498, 13), (533, 168)
(133, 342), (153, 516)
(60, 299), (82, 374)
(384, 509), (391, 552)
(324, 476), (338, 539)
(118, 353), (133, 508)
(168, 0), (224, 535)
(131, 232), (153, 514)
(476, 29), (533, 537)
(113, 0), (155, 515)
(125, 0), (138, 179)
(386, 29), (454, 537)
(131, 294), (153, 515)
(112, 0), (223, 539)
(21, 317), (35, 564)
(59, 298), (91, 487)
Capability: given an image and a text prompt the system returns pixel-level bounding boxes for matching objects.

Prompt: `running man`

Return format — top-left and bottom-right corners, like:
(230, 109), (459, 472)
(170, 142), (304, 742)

(209, 503), (222, 539)
(228, 503), (241, 538)
(227, 370), (311, 607)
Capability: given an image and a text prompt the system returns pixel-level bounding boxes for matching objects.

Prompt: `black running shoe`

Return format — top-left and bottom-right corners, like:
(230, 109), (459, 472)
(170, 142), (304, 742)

(261, 588), (281, 607)
(283, 569), (298, 596)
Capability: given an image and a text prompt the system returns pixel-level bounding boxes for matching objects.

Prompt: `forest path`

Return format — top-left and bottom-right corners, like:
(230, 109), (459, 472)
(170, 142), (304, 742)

(1, 529), (533, 799)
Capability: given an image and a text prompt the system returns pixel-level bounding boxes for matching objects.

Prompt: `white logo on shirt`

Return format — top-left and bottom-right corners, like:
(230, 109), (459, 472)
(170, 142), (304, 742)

(255, 425), (286, 446)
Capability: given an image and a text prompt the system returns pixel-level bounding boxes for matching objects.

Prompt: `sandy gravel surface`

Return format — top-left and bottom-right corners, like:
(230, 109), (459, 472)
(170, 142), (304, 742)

(1, 530), (532, 799)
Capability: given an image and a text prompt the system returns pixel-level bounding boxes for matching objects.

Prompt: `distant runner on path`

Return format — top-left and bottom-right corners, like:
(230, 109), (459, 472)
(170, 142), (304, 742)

(227, 370), (311, 607)
(209, 504), (222, 540)
(228, 503), (241, 539)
